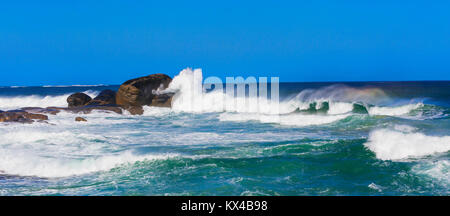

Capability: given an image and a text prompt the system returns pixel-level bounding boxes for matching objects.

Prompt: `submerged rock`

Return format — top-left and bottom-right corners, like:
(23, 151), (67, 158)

(69, 105), (123, 114)
(21, 107), (60, 115)
(50, 105), (123, 115)
(86, 89), (116, 106)
(45, 104), (123, 115)
(75, 117), (87, 122)
(67, 93), (92, 108)
(116, 73), (173, 109)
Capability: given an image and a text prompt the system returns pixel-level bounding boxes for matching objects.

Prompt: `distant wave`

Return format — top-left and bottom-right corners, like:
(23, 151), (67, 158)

(0, 90), (98, 110)
(42, 84), (107, 88)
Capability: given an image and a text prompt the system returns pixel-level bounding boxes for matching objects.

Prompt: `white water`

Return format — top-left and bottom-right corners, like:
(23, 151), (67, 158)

(0, 120), (179, 178)
(0, 149), (177, 178)
(163, 68), (282, 114)
(219, 112), (350, 127)
(412, 160), (450, 187)
(155, 68), (426, 128)
(0, 90), (98, 110)
(368, 103), (423, 116)
(365, 128), (450, 160)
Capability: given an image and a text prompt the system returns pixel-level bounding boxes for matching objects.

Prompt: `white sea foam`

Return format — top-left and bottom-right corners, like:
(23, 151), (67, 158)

(327, 102), (354, 114)
(412, 160), (450, 187)
(142, 106), (172, 116)
(0, 90), (98, 110)
(219, 112), (349, 127)
(365, 128), (450, 160)
(0, 150), (177, 178)
(158, 68), (429, 120)
(368, 103), (423, 116)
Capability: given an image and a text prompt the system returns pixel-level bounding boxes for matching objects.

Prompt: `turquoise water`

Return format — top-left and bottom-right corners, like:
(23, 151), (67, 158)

(0, 81), (449, 195)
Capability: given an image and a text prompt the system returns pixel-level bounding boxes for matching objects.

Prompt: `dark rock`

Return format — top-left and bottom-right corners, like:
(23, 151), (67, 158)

(116, 74), (172, 108)
(0, 110), (3, 113)
(23, 113), (48, 121)
(86, 90), (116, 106)
(126, 106), (144, 115)
(75, 117), (87, 122)
(67, 93), (92, 108)
(0, 112), (28, 123)
(0, 111), (48, 123)
(151, 93), (173, 107)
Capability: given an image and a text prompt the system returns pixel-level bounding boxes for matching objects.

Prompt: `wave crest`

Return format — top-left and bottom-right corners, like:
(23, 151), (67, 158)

(0, 150), (177, 178)
(364, 128), (450, 160)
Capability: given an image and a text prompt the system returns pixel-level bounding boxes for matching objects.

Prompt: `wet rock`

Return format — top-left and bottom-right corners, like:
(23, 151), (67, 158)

(86, 89), (116, 106)
(151, 93), (173, 107)
(67, 93), (92, 108)
(116, 73), (172, 108)
(125, 106), (144, 115)
(0, 110), (48, 123)
(23, 113), (48, 121)
(75, 117), (87, 122)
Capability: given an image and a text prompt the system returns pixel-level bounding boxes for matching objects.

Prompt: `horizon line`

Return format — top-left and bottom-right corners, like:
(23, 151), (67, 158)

(1, 80), (449, 88)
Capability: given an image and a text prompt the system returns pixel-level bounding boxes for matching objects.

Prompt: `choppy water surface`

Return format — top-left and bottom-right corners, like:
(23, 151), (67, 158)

(0, 75), (449, 195)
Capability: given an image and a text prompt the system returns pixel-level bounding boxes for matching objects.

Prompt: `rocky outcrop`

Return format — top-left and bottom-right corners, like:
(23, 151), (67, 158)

(75, 117), (87, 122)
(67, 93), (92, 108)
(116, 74), (173, 109)
(3, 73), (174, 124)
(86, 90), (116, 106)
(0, 110), (48, 123)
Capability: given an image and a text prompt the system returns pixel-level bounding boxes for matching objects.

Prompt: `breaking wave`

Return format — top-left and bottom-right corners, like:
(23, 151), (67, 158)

(0, 150), (177, 178)
(160, 68), (432, 119)
(364, 128), (450, 160)
(219, 112), (350, 127)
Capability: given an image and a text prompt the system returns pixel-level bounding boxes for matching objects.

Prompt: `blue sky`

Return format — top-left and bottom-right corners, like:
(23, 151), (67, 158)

(1, 1), (449, 85)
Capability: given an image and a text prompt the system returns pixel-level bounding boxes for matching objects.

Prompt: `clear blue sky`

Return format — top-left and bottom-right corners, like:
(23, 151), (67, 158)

(1, 1), (449, 85)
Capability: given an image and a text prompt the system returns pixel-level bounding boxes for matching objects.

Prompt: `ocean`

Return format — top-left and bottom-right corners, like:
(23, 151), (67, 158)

(0, 74), (449, 195)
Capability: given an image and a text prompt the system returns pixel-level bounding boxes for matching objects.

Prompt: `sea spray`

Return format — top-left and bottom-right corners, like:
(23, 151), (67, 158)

(162, 68), (280, 114)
